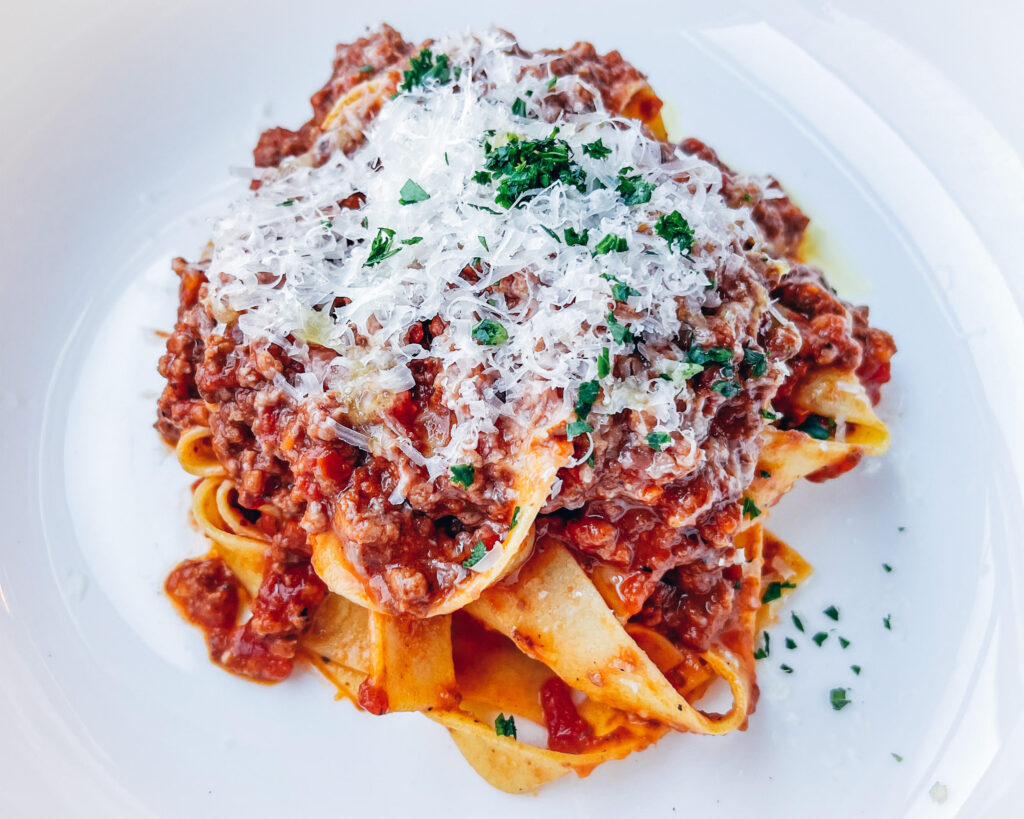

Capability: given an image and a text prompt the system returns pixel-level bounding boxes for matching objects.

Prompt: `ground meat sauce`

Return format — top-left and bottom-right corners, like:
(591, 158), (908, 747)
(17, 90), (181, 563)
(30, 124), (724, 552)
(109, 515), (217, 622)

(158, 29), (894, 685)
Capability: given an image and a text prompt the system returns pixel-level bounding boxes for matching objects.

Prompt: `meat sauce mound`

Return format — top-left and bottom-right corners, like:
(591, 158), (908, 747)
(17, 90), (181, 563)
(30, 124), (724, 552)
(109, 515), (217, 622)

(157, 29), (895, 683)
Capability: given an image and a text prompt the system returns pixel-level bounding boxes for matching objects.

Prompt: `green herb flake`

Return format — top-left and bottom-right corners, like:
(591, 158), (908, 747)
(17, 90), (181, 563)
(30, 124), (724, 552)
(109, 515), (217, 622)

(796, 414), (836, 441)
(742, 498), (761, 520)
(494, 713), (517, 738)
(601, 273), (640, 302)
(546, 75), (558, 91)
(539, 224), (561, 243)
(597, 347), (611, 378)
(851, 665), (862, 675)
(839, 637), (851, 649)
(646, 431), (672, 451)
(891, 753), (903, 762)
(358, 64), (374, 74)
(400, 48), (452, 92)
(566, 419), (593, 439)
(593, 233), (628, 256)
(472, 319), (508, 345)
(478, 235), (489, 251)
(444, 152), (449, 165)
(759, 469), (772, 479)
(785, 637), (798, 650)
(687, 345), (733, 366)
(400, 236), (423, 245)
(743, 347), (767, 377)
(780, 664), (794, 674)
(450, 464), (475, 488)
(564, 227), (590, 246)
(812, 632), (828, 647)
(616, 168), (655, 206)
(511, 97), (527, 117)
(398, 179), (430, 205)
(575, 380), (600, 420)
(276, 199), (295, 207)
(753, 632), (770, 661)
(364, 227), (403, 267)
(883, 614), (892, 630)
(883, 563), (893, 572)
(654, 210), (695, 255)
(321, 219), (333, 230)
(509, 506), (521, 530)
(606, 311), (634, 344)
(761, 580), (796, 604)
(830, 687), (852, 711)
(824, 605), (840, 621)
(761, 407), (780, 421)
(711, 380), (741, 398)
(462, 541), (487, 568)
(581, 138), (612, 159)
(586, 452), (595, 467)
(792, 613), (805, 632)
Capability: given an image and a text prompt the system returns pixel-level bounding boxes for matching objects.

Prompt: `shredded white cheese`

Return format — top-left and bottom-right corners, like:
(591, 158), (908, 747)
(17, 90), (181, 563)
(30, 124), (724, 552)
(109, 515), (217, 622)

(203, 29), (761, 481)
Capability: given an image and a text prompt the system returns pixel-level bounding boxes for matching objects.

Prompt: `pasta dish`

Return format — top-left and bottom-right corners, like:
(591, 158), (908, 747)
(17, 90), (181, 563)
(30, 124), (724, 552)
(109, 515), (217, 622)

(155, 25), (895, 791)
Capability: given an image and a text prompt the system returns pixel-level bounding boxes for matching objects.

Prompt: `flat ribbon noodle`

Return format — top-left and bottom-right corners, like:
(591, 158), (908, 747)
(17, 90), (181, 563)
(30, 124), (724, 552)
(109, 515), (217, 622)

(467, 538), (752, 735)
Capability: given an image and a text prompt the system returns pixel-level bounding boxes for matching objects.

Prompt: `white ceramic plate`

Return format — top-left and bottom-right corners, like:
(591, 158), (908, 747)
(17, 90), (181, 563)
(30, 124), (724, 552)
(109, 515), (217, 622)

(3, 1), (1024, 816)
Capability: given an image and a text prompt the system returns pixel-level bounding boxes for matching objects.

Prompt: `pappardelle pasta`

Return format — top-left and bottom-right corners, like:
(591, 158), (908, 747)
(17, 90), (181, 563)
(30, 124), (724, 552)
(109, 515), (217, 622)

(156, 26), (895, 792)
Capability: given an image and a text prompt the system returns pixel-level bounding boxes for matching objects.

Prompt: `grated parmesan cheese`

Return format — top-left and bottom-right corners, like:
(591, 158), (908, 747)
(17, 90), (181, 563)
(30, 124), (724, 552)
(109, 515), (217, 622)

(202, 29), (765, 482)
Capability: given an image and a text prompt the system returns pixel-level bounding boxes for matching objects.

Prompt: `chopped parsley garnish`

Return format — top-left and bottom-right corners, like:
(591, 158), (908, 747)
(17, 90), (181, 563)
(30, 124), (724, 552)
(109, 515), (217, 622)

(601, 273), (640, 302)
(472, 170), (492, 185)
(824, 605), (840, 621)
(511, 97), (527, 117)
(564, 227), (589, 246)
(616, 167), (655, 205)
(321, 219), (333, 230)
(761, 407), (780, 421)
(759, 469), (772, 479)
(796, 414), (835, 440)
(400, 48), (452, 92)
(546, 75), (558, 91)
(593, 233), (628, 255)
(462, 541), (487, 568)
(655, 210), (695, 255)
(812, 632), (828, 647)
(566, 420), (593, 439)
(898, 525), (906, 532)
(480, 133), (586, 209)
(753, 632), (770, 660)
(364, 227), (403, 266)
(494, 713), (517, 738)
(891, 753), (903, 762)
(472, 319), (508, 345)
(851, 665), (862, 675)
(575, 380), (600, 419)
(358, 64), (374, 74)
(646, 432), (672, 451)
(830, 687), (852, 711)
(743, 347), (767, 377)
(606, 311), (634, 344)
(540, 225), (561, 242)
(509, 506), (521, 529)
(883, 614), (892, 630)
(711, 380), (741, 398)
(785, 637), (798, 650)
(450, 464), (475, 488)
(276, 199), (295, 207)
(761, 580), (796, 604)
(742, 498), (761, 519)
(883, 563), (893, 573)
(792, 613), (805, 632)
(586, 452), (595, 467)
(444, 152), (449, 165)
(780, 664), (794, 674)
(687, 345), (732, 366)
(581, 138), (612, 159)
(478, 235), (489, 251)
(597, 347), (611, 378)
(839, 637), (851, 649)
(401, 236), (423, 245)
(398, 179), (430, 205)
